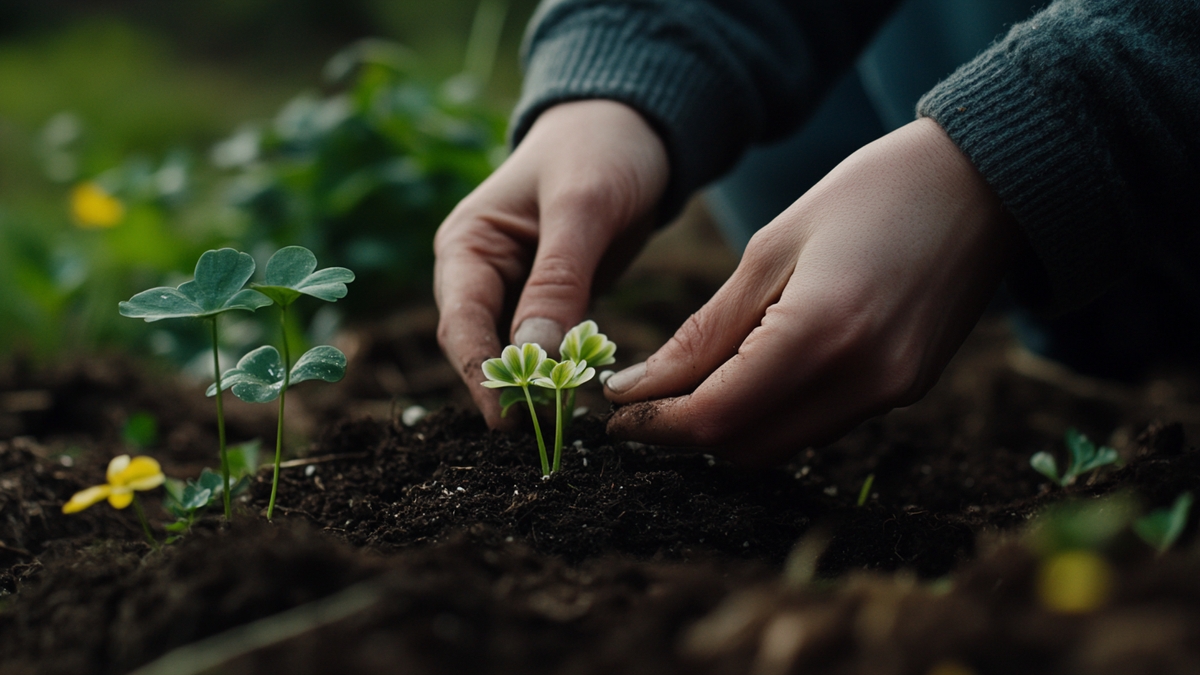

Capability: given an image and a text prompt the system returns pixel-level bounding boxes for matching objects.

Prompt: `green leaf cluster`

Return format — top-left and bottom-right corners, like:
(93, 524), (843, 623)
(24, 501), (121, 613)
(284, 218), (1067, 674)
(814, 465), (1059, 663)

(1030, 428), (1120, 487)
(163, 440), (259, 539)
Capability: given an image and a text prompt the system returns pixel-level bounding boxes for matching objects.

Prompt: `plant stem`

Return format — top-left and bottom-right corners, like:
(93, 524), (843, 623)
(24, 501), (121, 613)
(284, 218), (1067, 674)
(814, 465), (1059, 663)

(132, 495), (158, 550)
(210, 317), (232, 520)
(522, 385), (549, 476)
(553, 388), (564, 473)
(268, 306), (292, 520)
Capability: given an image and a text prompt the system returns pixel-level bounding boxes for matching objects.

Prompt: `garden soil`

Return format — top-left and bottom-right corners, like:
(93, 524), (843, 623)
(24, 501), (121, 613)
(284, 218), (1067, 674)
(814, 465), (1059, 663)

(2, 226), (1200, 674)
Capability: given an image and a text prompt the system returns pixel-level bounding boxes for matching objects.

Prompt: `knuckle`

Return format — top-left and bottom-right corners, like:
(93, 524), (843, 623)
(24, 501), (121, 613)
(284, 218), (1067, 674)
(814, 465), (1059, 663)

(525, 252), (591, 297)
(665, 313), (709, 366)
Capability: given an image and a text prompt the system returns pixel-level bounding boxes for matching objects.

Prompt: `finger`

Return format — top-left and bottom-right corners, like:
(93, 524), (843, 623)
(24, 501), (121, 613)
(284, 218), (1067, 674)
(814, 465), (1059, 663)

(434, 211), (535, 429)
(509, 185), (634, 355)
(603, 226), (796, 402)
(606, 270), (883, 447)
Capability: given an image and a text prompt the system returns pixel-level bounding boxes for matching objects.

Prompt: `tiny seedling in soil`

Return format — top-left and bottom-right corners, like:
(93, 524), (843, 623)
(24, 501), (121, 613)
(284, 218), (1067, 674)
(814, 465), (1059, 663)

(482, 321), (610, 477)
(482, 343), (554, 475)
(1030, 427), (1119, 487)
(62, 454), (166, 548)
(119, 248), (271, 518)
(1134, 492), (1193, 555)
(210, 246), (351, 518)
(162, 441), (259, 541)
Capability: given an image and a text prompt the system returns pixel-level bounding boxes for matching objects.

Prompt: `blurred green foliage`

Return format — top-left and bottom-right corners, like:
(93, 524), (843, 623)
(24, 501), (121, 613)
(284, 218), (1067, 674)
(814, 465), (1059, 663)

(0, 3), (515, 366)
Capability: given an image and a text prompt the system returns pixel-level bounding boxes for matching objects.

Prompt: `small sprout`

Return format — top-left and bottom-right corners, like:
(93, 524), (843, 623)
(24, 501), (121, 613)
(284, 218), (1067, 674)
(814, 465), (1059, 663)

(482, 343), (551, 475)
(1030, 428), (1119, 487)
(1134, 492), (1192, 555)
(856, 473), (875, 507)
(63, 454), (165, 547)
(120, 248), (271, 519)
(533, 358), (594, 474)
(558, 321), (616, 425)
(163, 443), (257, 541)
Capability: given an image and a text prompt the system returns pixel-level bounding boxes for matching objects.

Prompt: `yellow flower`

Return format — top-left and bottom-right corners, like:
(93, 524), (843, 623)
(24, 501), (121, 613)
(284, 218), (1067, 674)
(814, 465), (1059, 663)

(71, 181), (125, 229)
(63, 454), (165, 513)
(1036, 549), (1114, 613)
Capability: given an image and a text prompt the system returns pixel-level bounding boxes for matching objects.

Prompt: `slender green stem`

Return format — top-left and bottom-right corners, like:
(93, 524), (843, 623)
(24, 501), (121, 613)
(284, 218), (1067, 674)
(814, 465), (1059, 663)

(211, 317), (232, 520)
(522, 385), (549, 476)
(552, 388), (564, 473)
(132, 495), (158, 550)
(268, 306), (292, 520)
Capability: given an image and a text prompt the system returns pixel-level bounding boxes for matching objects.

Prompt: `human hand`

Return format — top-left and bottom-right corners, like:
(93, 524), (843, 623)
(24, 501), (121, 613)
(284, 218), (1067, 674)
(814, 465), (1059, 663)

(604, 117), (1016, 465)
(434, 100), (669, 427)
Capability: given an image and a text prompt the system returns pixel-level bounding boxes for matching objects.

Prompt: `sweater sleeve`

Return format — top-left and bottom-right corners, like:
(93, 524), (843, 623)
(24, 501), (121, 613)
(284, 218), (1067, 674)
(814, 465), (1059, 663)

(511, 0), (901, 221)
(918, 0), (1200, 313)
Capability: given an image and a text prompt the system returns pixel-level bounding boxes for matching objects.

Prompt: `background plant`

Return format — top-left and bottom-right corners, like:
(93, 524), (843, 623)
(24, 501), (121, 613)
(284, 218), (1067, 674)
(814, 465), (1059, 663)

(1030, 428), (1120, 488)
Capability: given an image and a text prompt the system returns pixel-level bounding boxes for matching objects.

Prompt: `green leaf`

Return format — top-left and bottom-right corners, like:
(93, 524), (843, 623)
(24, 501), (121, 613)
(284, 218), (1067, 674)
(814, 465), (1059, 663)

(251, 246), (355, 307)
(207, 346), (286, 403)
(119, 248), (271, 321)
(289, 345), (347, 385)
(225, 440), (261, 480)
(1061, 428), (1119, 485)
(165, 521), (190, 533)
(206, 345), (346, 403)
(1134, 492), (1192, 554)
(1030, 451), (1062, 485)
(179, 484), (213, 510)
(197, 468), (225, 494)
(481, 343), (547, 388)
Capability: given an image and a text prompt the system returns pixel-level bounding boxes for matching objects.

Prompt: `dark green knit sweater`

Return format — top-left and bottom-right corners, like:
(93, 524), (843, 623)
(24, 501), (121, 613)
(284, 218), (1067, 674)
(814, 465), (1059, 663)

(513, 0), (1200, 313)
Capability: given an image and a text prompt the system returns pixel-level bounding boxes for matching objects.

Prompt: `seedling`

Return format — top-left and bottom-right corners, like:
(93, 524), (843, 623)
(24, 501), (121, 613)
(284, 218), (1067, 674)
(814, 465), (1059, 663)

(558, 320), (616, 423)
(482, 343), (552, 475)
(63, 454), (166, 548)
(1030, 428), (1119, 487)
(856, 474), (875, 507)
(162, 441), (259, 539)
(532, 358), (595, 473)
(120, 248), (271, 519)
(1134, 492), (1192, 555)
(211, 246), (351, 519)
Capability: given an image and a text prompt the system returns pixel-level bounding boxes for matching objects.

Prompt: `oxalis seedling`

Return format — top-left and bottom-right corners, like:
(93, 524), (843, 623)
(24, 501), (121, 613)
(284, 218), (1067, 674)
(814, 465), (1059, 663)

(120, 248), (271, 519)
(208, 246), (351, 519)
(1030, 428), (1119, 487)
(162, 441), (259, 540)
(482, 321), (613, 476)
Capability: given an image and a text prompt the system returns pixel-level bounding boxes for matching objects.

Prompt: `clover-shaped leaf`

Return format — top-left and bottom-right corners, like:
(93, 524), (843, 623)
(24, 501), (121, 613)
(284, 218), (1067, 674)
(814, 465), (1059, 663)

(481, 343), (547, 388)
(119, 248), (271, 321)
(560, 320), (616, 367)
(206, 345), (347, 403)
(251, 246), (355, 307)
(533, 358), (594, 391)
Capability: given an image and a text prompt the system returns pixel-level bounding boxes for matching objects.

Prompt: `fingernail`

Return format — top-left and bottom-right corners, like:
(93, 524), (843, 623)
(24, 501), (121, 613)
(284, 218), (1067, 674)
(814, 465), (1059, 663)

(604, 361), (645, 394)
(513, 317), (564, 356)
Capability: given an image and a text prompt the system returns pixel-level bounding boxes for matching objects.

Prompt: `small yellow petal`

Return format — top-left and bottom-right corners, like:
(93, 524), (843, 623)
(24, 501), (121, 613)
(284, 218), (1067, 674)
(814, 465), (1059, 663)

(112, 456), (163, 488)
(1037, 550), (1113, 613)
(71, 182), (126, 229)
(107, 454), (132, 484)
(126, 472), (165, 492)
(63, 485), (111, 513)
(108, 490), (134, 509)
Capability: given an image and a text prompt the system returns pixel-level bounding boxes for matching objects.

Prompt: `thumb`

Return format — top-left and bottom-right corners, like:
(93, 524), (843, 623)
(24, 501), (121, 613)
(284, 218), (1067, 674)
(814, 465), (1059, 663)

(603, 234), (794, 402)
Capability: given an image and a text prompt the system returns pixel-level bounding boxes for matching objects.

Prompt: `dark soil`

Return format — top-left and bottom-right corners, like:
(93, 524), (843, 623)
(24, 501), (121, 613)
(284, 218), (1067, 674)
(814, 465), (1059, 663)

(3, 264), (1200, 674)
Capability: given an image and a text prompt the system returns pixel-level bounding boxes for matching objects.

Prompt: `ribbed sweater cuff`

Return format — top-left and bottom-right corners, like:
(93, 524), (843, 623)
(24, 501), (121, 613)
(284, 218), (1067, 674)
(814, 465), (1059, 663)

(919, 40), (1136, 314)
(512, 13), (758, 224)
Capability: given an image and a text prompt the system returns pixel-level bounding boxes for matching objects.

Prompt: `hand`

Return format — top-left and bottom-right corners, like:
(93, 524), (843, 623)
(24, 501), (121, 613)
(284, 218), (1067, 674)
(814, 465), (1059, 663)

(604, 117), (1016, 465)
(434, 100), (669, 427)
